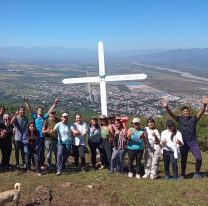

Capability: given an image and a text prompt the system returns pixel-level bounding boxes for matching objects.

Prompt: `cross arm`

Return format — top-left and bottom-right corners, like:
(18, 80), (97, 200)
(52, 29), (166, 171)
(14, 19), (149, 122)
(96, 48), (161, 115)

(105, 74), (147, 82)
(62, 76), (100, 84)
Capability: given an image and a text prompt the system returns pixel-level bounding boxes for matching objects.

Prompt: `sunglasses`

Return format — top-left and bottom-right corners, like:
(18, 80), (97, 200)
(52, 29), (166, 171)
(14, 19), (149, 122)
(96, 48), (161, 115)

(4, 118), (10, 121)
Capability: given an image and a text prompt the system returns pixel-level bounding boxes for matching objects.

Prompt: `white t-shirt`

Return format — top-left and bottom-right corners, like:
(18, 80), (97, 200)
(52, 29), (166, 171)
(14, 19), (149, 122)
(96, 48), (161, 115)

(54, 122), (72, 142)
(161, 129), (183, 152)
(71, 122), (88, 146)
(144, 127), (160, 145)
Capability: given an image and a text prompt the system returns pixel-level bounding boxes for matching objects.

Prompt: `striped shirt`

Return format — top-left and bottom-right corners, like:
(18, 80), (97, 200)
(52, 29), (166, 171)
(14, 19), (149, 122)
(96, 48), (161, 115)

(114, 128), (127, 149)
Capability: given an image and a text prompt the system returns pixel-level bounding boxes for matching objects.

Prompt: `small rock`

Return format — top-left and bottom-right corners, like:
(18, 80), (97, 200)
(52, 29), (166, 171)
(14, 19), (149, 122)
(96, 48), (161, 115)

(61, 182), (74, 188)
(86, 184), (94, 189)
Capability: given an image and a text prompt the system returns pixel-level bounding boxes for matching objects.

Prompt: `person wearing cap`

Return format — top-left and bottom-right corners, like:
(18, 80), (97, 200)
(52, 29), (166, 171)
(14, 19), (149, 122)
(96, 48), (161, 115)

(23, 97), (59, 169)
(161, 96), (207, 180)
(88, 116), (101, 169)
(10, 107), (29, 167)
(127, 117), (145, 179)
(42, 109), (59, 170)
(0, 114), (14, 172)
(99, 115), (114, 170)
(52, 112), (81, 176)
(161, 120), (184, 182)
(71, 114), (88, 172)
(142, 118), (161, 179)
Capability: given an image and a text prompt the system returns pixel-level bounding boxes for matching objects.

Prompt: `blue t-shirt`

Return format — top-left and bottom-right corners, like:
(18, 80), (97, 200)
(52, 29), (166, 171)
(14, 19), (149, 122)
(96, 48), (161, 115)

(54, 122), (72, 143)
(32, 113), (49, 138)
(127, 128), (144, 150)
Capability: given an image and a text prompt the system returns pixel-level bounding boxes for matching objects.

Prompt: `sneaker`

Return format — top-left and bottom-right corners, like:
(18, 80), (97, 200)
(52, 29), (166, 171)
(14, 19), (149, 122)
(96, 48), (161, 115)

(56, 171), (62, 176)
(164, 176), (170, 180)
(174, 178), (178, 182)
(150, 174), (155, 179)
(3, 168), (9, 173)
(194, 173), (202, 180)
(46, 166), (51, 171)
(23, 163), (26, 167)
(136, 174), (141, 179)
(118, 171), (122, 174)
(62, 168), (69, 172)
(37, 173), (42, 176)
(26, 169), (32, 173)
(178, 175), (185, 179)
(128, 172), (133, 178)
(16, 163), (19, 167)
(108, 170), (114, 174)
(82, 167), (87, 172)
(41, 166), (46, 169)
(99, 165), (105, 170)
(142, 174), (149, 179)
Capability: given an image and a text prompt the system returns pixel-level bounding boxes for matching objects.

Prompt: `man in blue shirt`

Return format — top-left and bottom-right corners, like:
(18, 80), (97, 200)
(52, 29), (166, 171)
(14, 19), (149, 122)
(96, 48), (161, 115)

(23, 97), (59, 169)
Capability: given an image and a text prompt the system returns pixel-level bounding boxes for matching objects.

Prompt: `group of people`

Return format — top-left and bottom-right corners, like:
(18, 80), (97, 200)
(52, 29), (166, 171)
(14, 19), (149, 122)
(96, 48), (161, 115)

(0, 95), (207, 181)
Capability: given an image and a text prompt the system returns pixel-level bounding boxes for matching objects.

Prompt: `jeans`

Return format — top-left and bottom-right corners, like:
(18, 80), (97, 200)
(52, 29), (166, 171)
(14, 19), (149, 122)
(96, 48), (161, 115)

(180, 140), (202, 175)
(99, 138), (113, 167)
(57, 144), (70, 172)
(110, 147), (126, 172)
(14, 140), (25, 165)
(163, 150), (178, 178)
(72, 145), (85, 167)
(45, 139), (57, 167)
(26, 151), (41, 173)
(127, 148), (143, 174)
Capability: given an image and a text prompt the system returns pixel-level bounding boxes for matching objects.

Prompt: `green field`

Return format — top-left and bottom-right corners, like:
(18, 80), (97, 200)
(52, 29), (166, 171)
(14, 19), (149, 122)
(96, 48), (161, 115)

(1, 149), (208, 206)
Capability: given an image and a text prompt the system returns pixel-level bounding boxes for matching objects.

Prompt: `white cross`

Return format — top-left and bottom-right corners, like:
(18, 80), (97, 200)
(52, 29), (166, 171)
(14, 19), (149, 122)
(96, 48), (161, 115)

(62, 41), (147, 116)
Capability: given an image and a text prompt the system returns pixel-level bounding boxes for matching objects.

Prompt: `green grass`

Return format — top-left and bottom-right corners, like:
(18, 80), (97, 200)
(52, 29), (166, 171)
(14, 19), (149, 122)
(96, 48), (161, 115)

(1, 150), (208, 206)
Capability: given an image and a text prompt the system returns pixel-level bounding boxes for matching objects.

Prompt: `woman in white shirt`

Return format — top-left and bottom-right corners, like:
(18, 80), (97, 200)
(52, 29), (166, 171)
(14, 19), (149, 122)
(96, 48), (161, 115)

(142, 118), (161, 179)
(161, 120), (184, 182)
(71, 114), (88, 172)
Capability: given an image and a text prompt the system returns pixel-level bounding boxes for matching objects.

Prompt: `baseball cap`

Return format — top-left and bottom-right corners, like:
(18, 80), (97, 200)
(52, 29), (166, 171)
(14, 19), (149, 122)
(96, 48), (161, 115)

(108, 114), (116, 118)
(91, 116), (98, 120)
(99, 114), (107, 119)
(166, 120), (175, 126)
(61, 113), (68, 117)
(50, 109), (56, 113)
(132, 118), (141, 123)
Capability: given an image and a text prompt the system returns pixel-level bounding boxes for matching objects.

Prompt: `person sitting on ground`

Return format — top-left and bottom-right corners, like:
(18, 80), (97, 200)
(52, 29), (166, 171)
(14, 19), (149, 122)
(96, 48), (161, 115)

(23, 97), (59, 169)
(142, 117), (161, 179)
(127, 118), (145, 179)
(161, 96), (207, 180)
(10, 107), (28, 167)
(42, 109), (59, 170)
(52, 113), (81, 176)
(99, 115), (114, 170)
(1, 114), (14, 173)
(161, 120), (183, 182)
(88, 116), (101, 170)
(22, 122), (42, 176)
(71, 114), (88, 172)
(109, 119), (127, 174)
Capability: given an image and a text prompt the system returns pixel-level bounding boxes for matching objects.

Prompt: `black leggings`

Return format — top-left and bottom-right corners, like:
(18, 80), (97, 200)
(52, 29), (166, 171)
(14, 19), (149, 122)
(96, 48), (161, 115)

(88, 140), (101, 167)
(127, 149), (143, 174)
(1, 139), (12, 167)
(26, 151), (41, 173)
(14, 140), (25, 164)
(72, 145), (85, 167)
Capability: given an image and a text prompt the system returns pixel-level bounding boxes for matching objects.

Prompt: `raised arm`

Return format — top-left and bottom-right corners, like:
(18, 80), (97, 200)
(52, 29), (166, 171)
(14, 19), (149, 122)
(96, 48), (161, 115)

(161, 99), (177, 121)
(10, 111), (19, 125)
(22, 97), (33, 114)
(197, 96), (208, 120)
(48, 99), (59, 114)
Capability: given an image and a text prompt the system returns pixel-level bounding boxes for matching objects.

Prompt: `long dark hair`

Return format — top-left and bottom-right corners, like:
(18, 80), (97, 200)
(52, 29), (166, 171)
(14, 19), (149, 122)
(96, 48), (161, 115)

(170, 125), (177, 142)
(114, 119), (123, 131)
(100, 118), (109, 126)
(26, 122), (39, 136)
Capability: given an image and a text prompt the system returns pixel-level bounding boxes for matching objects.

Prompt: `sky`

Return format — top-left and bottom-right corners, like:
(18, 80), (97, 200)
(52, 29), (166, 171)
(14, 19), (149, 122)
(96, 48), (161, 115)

(0, 0), (208, 50)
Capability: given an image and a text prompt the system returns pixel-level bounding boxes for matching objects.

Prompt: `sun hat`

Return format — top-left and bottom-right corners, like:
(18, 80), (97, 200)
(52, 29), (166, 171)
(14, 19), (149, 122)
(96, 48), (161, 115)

(61, 113), (68, 117)
(99, 114), (108, 119)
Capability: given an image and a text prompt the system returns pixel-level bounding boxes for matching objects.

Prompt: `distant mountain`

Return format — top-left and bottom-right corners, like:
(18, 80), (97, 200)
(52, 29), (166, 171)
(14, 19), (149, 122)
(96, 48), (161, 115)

(131, 48), (208, 64)
(0, 47), (166, 60)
